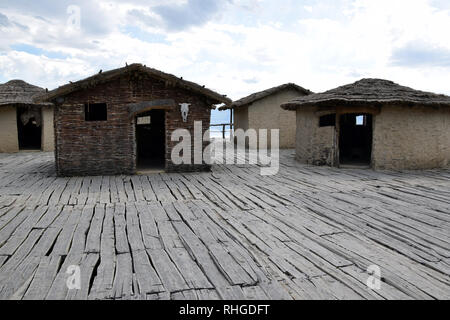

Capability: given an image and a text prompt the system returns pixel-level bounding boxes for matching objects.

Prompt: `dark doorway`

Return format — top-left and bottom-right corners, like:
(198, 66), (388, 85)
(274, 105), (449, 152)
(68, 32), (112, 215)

(339, 113), (373, 166)
(136, 109), (165, 171)
(17, 107), (42, 150)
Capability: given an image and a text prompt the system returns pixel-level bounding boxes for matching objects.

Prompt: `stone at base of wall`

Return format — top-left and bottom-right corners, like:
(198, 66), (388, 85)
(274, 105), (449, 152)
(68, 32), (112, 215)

(57, 168), (135, 177)
(295, 156), (450, 171)
(57, 164), (211, 177)
(296, 156), (331, 167)
(56, 157), (135, 177)
(166, 164), (212, 173)
(372, 162), (450, 171)
(234, 139), (293, 150)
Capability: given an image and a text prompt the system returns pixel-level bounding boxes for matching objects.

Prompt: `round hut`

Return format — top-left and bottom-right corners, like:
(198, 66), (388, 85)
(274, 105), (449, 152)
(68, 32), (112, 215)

(0, 80), (54, 153)
(281, 79), (450, 170)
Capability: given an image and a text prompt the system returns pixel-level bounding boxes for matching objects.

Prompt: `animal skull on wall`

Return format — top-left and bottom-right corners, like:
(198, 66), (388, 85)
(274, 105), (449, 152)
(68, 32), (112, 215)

(180, 103), (191, 123)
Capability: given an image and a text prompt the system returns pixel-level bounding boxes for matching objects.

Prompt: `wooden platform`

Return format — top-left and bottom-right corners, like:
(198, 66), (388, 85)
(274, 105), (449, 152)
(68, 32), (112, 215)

(0, 151), (449, 300)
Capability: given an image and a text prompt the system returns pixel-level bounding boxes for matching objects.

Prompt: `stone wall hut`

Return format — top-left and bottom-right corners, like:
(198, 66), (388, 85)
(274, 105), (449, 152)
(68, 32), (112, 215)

(35, 64), (231, 176)
(281, 79), (450, 170)
(220, 83), (312, 149)
(0, 80), (54, 153)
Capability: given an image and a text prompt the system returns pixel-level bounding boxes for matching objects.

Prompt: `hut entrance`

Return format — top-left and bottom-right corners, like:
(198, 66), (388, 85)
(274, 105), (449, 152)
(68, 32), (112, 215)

(136, 109), (165, 172)
(17, 106), (42, 150)
(339, 113), (372, 166)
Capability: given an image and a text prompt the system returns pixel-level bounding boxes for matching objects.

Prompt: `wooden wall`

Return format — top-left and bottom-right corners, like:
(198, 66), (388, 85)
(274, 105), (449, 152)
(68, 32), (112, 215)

(55, 73), (212, 176)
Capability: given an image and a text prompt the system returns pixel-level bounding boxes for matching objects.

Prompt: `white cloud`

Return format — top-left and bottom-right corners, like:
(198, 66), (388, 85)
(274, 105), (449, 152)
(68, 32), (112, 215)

(0, 51), (93, 89)
(0, 0), (450, 98)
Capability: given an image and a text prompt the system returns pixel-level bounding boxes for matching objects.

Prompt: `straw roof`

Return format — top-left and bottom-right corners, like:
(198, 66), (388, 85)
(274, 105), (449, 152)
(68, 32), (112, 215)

(0, 80), (52, 107)
(281, 78), (450, 110)
(220, 83), (312, 110)
(35, 64), (232, 105)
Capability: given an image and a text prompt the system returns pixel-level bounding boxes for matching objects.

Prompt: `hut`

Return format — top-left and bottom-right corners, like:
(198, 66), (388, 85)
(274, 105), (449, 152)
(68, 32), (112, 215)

(220, 83), (312, 149)
(35, 64), (231, 176)
(281, 78), (450, 170)
(0, 80), (54, 153)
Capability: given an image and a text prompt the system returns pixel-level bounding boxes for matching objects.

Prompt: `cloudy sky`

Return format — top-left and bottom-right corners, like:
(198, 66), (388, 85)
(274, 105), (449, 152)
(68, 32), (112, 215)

(1, 0), (450, 122)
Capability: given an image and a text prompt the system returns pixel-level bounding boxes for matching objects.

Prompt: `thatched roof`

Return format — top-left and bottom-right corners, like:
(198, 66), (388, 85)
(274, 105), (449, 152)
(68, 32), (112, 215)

(0, 80), (52, 107)
(220, 83), (312, 110)
(35, 64), (232, 105)
(281, 78), (450, 110)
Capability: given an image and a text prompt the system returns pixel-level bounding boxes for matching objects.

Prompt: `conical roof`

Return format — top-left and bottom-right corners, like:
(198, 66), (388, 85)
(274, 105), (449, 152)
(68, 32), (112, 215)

(282, 78), (450, 110)
(0, 80), (51, 107)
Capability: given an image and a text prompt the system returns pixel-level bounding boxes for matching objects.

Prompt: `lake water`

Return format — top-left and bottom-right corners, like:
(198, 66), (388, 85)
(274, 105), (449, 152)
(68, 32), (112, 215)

(210, 109), (232, 138)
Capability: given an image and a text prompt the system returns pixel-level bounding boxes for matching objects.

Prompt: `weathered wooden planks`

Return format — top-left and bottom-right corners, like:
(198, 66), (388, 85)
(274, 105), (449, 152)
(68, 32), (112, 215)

(84, 205), (105, 254)
(147, 249), (188, 292)
(111, 253), (133, 299)
(89, 204), (116, 300)
(0, 150), (449, 300)
(23, 255), (62, 300)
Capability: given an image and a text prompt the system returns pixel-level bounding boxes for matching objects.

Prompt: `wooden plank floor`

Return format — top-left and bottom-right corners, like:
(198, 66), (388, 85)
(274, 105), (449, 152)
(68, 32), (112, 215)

(0, 150), (449, 300)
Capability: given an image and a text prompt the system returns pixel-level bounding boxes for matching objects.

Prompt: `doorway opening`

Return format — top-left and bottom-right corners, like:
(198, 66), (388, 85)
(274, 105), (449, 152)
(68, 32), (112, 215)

(17, 107), (42, 150)
(136, 109), (165, 172)
(339, 113), (373, 166)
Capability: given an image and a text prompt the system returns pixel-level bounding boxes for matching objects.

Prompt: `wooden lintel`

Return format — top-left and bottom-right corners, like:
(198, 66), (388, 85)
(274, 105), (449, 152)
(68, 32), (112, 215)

(128, 99), (176, 118)
(336, 105), (381, 115)
(314, 105), (381, 116)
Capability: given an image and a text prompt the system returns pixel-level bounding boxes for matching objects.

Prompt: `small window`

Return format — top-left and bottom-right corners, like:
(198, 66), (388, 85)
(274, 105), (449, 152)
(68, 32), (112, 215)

(356, 115), (365, 126)
(85, 103), (107, 121)
(319, 114), (336, 127)
(137, 116), (151, 125)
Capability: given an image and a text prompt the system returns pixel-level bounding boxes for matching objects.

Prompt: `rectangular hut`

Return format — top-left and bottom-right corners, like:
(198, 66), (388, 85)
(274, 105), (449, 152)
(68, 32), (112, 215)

(36, 64), (231, 176)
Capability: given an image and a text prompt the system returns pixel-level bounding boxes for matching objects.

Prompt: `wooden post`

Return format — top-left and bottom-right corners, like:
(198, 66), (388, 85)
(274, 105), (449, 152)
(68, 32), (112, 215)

(230, 108), (234, 142)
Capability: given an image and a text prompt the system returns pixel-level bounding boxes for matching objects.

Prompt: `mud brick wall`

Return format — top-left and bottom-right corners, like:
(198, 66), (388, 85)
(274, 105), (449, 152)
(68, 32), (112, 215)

(372, 105), (450, 170)
(41, 106), (55, 152)
(0, 105), (54, 153)
(247, 89), (301, 149)
(234, 89), (303, 149)
(0, 106), (19, 153)
(295, 107), (336, 166)
(55, 73), (212, 176)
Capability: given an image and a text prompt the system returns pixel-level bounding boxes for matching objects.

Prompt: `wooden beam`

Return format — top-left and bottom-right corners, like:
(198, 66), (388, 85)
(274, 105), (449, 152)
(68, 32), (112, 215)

(127, 99), (176, 118)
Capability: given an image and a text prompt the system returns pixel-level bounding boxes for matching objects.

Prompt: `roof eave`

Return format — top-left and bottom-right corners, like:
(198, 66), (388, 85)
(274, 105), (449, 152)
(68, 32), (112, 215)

(0, 101), (53, 107)
(281, 99), (450, 110)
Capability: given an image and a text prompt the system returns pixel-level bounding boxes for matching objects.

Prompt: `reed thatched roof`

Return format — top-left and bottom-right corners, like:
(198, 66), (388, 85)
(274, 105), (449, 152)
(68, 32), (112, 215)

(220, 83), (312, 110)
(281, 78), (450, 110)
(0, 80), (52, 107)
(35, 64), (232, 105)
